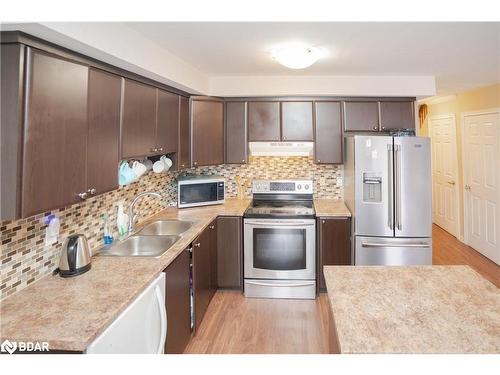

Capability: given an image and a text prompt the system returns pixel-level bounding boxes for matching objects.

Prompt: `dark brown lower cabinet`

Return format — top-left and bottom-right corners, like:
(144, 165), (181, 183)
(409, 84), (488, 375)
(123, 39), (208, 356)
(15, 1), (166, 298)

(209, 219), (218, 296)
(164, 248), (191, 354)
(192, 220), (217, 331)
(217, 216), (243, 289)
(317, 217), (351, 292)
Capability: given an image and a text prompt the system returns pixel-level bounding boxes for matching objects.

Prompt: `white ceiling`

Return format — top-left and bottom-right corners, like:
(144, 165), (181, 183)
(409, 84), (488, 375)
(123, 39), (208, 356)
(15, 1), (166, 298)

(127, 22), (500, 94)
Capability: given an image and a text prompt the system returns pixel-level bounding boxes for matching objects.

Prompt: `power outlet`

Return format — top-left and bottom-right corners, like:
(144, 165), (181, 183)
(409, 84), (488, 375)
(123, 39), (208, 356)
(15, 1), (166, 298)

(336, 177), (343, 187)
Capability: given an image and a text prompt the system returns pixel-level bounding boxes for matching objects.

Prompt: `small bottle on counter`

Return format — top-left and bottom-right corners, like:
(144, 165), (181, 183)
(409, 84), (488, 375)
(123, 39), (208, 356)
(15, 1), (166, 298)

(102, 213), (114, 245)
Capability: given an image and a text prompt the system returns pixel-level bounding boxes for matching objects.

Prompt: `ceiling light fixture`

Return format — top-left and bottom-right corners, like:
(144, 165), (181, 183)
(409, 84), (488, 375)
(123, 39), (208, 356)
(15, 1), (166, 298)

(271, 44), (322, 69)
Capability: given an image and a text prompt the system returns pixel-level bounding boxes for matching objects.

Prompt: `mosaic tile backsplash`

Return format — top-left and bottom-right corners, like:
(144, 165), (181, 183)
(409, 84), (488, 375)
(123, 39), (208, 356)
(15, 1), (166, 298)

(0, 156), (342, 300)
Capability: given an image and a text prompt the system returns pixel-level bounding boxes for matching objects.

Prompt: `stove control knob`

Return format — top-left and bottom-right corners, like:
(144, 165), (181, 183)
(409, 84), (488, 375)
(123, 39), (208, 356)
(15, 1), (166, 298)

(297, 184), (302, 190)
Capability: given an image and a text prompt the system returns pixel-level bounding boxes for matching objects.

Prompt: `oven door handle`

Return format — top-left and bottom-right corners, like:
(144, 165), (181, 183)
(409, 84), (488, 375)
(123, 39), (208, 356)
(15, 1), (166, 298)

(245, 280), (316, 288)
(244, 220), (315, 227)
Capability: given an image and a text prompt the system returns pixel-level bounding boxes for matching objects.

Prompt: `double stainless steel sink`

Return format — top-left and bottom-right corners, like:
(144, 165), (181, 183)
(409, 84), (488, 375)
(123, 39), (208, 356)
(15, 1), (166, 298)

(99, 219), (195, 258)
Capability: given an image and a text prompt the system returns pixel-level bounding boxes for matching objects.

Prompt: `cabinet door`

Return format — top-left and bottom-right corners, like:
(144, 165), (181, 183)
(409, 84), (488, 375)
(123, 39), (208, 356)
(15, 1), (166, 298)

(192, 226), (212, 330)
(1, 44), (24, 220)
(209, 219), (218, 299)
(178, 96), (190, 169)
(344, 101), (379, 132)
(121, 79), (157, 158)
(318, 218), (351, 291)
(87, 69), (121, 196)
(164, 249), (191, 354)
(217, 216), (242, 289)
(22, 48), (88, 217)
(191, 99), (224, 167)
(225, 102), (247, 164)
(248, 101), (280, 141)
(281, 101), (313, 141)
(156, 89), (179, 154)
(379, 101), (415, 131)
(314, 101), (343, 164)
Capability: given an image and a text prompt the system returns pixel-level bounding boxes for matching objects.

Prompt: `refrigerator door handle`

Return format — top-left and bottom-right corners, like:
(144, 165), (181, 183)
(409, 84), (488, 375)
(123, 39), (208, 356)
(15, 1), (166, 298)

(361, 242), (431, 248)
(387, 144), (394, 230)
(394, 144), (402, 230)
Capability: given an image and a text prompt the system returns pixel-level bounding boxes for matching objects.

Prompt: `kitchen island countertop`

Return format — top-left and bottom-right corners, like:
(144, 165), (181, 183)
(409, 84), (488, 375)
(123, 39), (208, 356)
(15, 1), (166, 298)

(324, 265), (500, 353)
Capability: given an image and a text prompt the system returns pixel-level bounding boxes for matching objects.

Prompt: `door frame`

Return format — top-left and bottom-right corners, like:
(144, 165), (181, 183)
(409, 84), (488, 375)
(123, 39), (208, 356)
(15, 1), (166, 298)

(461, 108), (500, 246)
(428, 113), (460, 238)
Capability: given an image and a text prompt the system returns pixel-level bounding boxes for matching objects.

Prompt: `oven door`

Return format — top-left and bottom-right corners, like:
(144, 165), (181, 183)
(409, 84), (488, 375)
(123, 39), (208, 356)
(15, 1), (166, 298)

(244, 219), (316, 280)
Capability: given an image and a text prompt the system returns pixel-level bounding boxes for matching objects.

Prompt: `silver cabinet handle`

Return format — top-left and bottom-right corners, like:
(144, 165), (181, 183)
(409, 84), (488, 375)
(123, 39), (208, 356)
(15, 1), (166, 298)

(193, 161), (198, 166)
(317, 159), (321, 163)
(362, 242), (430, 248)
(150, 147), (158, 153)
(87, 188), (97, 195)
(194, 243), (201, 247)
(158, 147), (163, 152)
(394, 144), (402, 231)
(373, 125), (378, 131)
(209, 225), (215, 229)
(387, 144), (394, 230)
(245, 280), (315, 288)
(77, 192), (88, 200)
(381, 126), (386, 131)
(447, 181), (456, 185)
(465, 185), (471, 191)
(241, 159), (245, 163)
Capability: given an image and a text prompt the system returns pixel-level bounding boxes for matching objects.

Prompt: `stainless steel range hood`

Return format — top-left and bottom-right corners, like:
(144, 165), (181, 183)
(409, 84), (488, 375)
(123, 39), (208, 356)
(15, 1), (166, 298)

(249, 142), (314, 157)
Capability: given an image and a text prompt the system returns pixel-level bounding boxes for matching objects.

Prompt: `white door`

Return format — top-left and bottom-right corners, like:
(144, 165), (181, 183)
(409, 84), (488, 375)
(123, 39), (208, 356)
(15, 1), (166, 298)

(463, 111), (500, 265)
(429, 115), (459, 237)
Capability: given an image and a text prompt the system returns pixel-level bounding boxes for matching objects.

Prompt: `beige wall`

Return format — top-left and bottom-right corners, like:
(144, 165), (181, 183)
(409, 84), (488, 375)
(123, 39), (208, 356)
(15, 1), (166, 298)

(418, 83), (500, 239)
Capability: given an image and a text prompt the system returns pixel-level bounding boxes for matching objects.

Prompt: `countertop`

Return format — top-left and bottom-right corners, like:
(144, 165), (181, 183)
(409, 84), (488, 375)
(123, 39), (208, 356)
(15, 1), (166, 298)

(324, 265), (500, 353)
(313, 199), (351, 217)
(0, 198), (250, 352)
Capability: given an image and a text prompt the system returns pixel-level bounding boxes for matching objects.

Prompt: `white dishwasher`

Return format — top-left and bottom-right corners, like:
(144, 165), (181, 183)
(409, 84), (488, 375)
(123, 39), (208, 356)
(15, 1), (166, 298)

(86, 273), (167, 354)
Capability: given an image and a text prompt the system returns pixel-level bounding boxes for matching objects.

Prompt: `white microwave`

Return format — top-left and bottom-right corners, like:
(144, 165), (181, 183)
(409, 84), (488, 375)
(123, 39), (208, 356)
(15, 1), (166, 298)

(177, 175), (225, 208)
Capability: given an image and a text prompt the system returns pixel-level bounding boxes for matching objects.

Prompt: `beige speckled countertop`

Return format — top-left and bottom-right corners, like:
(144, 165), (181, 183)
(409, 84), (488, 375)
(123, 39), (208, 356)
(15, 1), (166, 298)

(324, 265), (500, 353)
(313, 199), (351, 217)
(0, 198), (250, 352)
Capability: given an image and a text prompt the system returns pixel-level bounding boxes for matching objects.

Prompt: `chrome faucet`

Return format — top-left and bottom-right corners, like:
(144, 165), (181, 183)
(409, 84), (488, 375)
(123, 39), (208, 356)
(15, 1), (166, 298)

(128, 191), (163, 233)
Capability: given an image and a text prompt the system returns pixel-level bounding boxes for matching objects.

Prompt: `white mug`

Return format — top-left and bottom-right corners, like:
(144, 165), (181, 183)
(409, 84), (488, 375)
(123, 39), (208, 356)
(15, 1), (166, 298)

(153, 160), (166, 173)
(160, 155), (173, 170)
(132, 161), (147, 177)
(142, 159), (153, 171)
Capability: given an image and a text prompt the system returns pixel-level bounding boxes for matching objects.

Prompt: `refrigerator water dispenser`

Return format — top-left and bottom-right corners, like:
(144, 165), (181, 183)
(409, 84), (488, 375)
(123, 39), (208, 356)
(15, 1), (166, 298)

(363, 173), (382, 202)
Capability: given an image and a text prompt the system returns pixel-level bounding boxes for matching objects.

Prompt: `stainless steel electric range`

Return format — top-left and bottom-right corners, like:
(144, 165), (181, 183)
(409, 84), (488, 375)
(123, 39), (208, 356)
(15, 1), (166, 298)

(243, 180), (316, 299)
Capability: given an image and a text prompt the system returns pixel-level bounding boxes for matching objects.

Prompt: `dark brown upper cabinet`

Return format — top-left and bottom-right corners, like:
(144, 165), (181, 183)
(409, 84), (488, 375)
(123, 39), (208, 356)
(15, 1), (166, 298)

(191, 98), (224, 167)
(317, 217), (351, 292)
(121, 79), (157, 158)
(344, 101), (380, 132)
(87, 68), (121, 196)
(1, 44), (24, 220)
(248, 101), (280, 141)
(281, 101), (313, 141)
(22, 48), (89, 217)
(156, 89), (179, 154)
(178, 96), (191, 169)
(164, 248), (191, 354)
(314, 101), (343, 164)
(379, 100), (415, 131)
(225, 102), (248, 164)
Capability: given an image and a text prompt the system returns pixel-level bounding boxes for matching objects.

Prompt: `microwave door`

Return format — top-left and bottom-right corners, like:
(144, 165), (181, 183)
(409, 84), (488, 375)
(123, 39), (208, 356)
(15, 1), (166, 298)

(394, 137), (432, 238)
(354, 136), (394, 237)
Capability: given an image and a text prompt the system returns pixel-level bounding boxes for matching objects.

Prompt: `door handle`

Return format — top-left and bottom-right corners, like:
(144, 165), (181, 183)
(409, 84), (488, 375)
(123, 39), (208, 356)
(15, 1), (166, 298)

(394, 144), (402, 231)
(447, 181), (456, 186)
(154, 284), (167, 354)
(245, 280), (315, 288)
(387, 144), (394, 230)
(362, 242), (430, 248)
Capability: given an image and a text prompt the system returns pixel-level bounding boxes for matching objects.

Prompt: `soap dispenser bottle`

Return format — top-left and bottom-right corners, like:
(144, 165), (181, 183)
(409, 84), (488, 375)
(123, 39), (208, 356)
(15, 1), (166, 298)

(116, 201), (129, 237)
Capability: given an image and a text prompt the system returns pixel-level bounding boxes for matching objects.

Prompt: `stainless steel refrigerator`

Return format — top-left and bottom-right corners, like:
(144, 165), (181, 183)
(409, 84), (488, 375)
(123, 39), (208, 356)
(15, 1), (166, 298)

(344, 135), (432, 265)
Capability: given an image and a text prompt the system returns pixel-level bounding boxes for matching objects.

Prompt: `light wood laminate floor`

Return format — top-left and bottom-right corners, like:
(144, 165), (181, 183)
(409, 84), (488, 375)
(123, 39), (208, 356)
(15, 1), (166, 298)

(184, 224), (500, 354)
